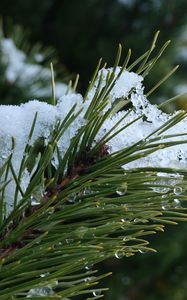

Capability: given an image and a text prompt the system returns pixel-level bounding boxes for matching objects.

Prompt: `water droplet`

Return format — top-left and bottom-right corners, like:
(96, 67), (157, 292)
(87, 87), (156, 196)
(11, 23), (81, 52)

(76, 226), (88, 238)
(115, 250), (124, 259)
(84, 277), (92, 282)
(52, 279), (58, 287)
(47, 207), (55, 214)
(83, 187), (91, 195)
(161, 205), (170, 211)
(121, 204), (129, 210)
(133, 218), (141, 223)
(67, 193), (77, 203)
(30, 196), (40, 206)
(116, 183), (127, 196)
(174, 186), (183, 195)
(85, 263), (93, 270)
(121, 219), (131, 229)
(93, 290), (101, 297)
(30, 185), (44, 206)
(96, 202), (101, 208)
(174, 198), (181, 208)
(40, 272), (50, 277)
(65, 239), (74, 244)
(161, 201), (170, 211)
(161, 194), (167, 199)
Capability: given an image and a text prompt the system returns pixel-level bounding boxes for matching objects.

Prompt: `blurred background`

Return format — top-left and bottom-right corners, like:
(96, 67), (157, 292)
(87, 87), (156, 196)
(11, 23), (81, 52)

(0, 0), (187, 299)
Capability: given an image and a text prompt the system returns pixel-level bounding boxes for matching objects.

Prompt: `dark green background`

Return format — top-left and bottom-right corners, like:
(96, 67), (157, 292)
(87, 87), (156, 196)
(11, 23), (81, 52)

(1, 0), (187, 94)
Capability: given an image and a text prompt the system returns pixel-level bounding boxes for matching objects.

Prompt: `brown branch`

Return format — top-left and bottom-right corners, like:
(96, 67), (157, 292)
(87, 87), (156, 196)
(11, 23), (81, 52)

(0, 144), (109, 260)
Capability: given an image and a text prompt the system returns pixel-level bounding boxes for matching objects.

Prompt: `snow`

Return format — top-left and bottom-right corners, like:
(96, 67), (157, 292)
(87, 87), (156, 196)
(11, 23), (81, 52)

(27, 287), (54, 297)
(98, 92), (187, 170)
(0, 95), (85, 213)
(1, 66), (187, 213)
(88, 67), (143, 111)
(0, 38), (68, 99)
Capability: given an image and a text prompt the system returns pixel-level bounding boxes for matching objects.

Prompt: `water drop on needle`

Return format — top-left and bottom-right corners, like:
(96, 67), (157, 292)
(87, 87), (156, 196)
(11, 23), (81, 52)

(30, 196), (40, 206)
(116, 184), (127, 196)
(93, 290), (101, 297)
(174, 186), (183, 195)
(40, 272), (50, 278)
(174, 198), (181, 208)
(115, 250), (124, 259)
(85, 263), (93, 270)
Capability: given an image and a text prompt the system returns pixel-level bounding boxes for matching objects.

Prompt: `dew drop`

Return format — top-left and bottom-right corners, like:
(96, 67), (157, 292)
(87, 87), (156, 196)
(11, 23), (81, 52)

(174, 186), (183, 195)
(116, 188), (126, 196)
(30, 185), (44, 206)
(115, 250), (124, 259)
(133, 218), (141, 223)
(93, 290), (101, 297)
(40, 272), (50, 278)
(174, 198), (181, 208)
(121, 219), (131, 229)
(85, 263), (93, 270)
(161, 205), (168, 211)
(67, 193), (77, 203)
(161, 201), (170, 211)
(84, 277), (92, 282)
(47, 207), (55, 214)
(116, 183), (127, 196)
(30, 196), (40, 206)
(76, 226), (88, 238)
(96, 202), (101, 208)
(121, 204), (128, 210)
(65, 239), (74, 244)
(161, 194), (167, 199)
(83, 187), (91, 195)
(85, 276), (95, 282)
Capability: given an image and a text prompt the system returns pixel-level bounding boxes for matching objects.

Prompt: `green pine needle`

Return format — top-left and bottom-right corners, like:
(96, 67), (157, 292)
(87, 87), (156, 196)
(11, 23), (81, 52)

(0, 34), (187, 299)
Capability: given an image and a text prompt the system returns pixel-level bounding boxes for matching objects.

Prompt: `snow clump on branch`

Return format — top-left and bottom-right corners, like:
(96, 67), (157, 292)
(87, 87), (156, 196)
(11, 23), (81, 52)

(0, 67), (187, 213)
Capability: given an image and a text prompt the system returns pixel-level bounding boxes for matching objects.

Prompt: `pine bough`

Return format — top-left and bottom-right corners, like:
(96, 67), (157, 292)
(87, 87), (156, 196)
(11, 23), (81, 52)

(0, 32), (187, 299)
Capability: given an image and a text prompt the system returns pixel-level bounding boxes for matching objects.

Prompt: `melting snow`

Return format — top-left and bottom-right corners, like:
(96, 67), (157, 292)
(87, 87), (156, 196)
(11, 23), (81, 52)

(1, 67), (187, 213)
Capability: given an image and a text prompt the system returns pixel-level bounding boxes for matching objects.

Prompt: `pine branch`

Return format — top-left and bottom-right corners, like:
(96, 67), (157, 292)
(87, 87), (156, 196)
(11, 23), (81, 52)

(0, 34), (187, 299)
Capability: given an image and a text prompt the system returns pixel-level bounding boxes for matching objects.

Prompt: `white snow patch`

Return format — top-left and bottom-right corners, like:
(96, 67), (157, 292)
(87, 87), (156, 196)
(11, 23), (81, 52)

(0, 38), (68, 99)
